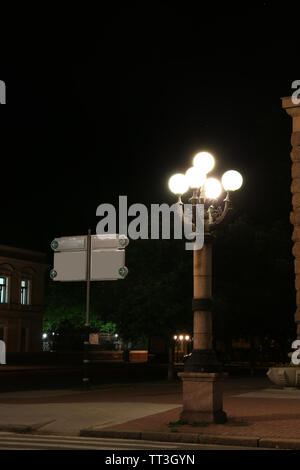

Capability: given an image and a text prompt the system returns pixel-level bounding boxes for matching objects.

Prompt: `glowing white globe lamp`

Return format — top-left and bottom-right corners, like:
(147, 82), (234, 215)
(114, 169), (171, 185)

(168, 173), (189, 195)
(185, 166), (206, 189)
(204, 177), (223, 199)
(193, 152), (215, 174)
(221, 170), (243, 191)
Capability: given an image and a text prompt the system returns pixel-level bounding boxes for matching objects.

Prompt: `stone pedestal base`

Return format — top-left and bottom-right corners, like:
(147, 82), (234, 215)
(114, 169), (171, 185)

(178, 372), (227, 424)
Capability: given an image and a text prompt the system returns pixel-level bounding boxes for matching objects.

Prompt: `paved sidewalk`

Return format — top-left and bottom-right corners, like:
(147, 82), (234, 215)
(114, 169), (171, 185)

(1, 377), (300, 448)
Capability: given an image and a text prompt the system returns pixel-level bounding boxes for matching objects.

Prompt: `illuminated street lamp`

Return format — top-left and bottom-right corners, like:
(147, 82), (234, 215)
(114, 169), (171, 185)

(173, 333), (192, 363)
(168, 151), (243, 424)
(168, 173), (189, 203)
(193, 151), (215, 174)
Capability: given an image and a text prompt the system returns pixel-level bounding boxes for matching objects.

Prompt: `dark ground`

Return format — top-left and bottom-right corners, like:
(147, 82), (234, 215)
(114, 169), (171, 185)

(0, 351), (269, 393)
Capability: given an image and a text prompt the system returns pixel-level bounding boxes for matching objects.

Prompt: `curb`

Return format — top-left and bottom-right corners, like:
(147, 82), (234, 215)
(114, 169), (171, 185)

(79, 429), (261, 448)
(259, 438), (300, 450)
(1, 425), (299, 449)
(80, 429), (300, 449)
(0, 420), (56, 435)
(0, 424), (34, 434)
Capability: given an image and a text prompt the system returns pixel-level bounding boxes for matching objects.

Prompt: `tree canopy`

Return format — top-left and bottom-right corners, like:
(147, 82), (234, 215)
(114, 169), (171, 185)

(44, 216), (296, 350)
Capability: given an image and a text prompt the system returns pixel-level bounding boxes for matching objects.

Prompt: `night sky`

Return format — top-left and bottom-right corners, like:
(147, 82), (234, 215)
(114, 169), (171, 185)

(0, 1), (299, 256)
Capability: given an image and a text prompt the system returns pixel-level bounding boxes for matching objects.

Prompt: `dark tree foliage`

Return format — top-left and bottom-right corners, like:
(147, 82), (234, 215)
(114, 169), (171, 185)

(212, 215), (296, 351)
(106, 238), (193, 344)
(44, 237), (193, 348)
(44, 217), (296, 351)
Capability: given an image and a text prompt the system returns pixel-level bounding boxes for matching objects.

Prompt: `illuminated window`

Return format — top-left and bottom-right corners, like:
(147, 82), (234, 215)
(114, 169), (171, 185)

(21, 279), (31, 305)
(0, 277), (8, 303)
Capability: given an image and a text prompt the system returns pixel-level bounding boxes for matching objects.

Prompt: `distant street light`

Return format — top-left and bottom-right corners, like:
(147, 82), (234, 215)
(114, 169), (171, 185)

(173, 333), (192, 364)
(168, 151), (243, 424)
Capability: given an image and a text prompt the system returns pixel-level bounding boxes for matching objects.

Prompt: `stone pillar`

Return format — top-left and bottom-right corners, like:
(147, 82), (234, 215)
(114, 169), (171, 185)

(178, 236), (227, 424)
(282, 97), (300, 338)
(183, 236), (221, 372)
(193, 243), (212, 350)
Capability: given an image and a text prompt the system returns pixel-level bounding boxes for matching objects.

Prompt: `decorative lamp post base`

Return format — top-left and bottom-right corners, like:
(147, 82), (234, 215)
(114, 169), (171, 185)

(178, 371), (227, 424)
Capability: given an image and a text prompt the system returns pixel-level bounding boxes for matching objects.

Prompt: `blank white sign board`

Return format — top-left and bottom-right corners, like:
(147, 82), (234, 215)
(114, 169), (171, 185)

(53, 249), (126, 281)
(51, 234), (128, 282)
(91, 250), (125, 280)
(52, 235), (129, 252)
(53, 251), (87, 281)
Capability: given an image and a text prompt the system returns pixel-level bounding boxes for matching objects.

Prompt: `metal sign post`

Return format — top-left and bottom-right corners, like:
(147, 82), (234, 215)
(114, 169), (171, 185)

(50, 232), (129, 391)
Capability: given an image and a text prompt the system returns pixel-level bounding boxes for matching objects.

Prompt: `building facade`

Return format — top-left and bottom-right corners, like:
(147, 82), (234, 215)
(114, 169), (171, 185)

(0, 245), (48, 353)
(282, 97), (300, 339)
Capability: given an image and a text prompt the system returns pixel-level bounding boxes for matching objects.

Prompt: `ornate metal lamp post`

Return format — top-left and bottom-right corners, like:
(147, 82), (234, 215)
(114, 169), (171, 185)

(168, 152), (243, 424)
